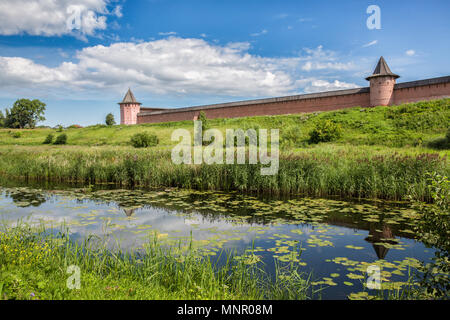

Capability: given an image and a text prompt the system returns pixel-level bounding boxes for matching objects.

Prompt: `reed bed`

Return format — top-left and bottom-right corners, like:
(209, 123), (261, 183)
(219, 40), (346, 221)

(0, 145), (447, 201)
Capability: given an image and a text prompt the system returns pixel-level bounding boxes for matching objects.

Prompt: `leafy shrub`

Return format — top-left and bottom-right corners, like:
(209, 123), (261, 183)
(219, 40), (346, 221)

(198, 111), (208, 130)
(309, 120), (342, 143)
(11, 131), (22, 139)
(410, 173), (449, 298)
(105, 113), (116, 126)
(56, 125), (64, 132)
(426, 128), (450, 150)
(130, 132), (159, 148)
(54, 133), (67, 145)
(43, 133), (54, 144)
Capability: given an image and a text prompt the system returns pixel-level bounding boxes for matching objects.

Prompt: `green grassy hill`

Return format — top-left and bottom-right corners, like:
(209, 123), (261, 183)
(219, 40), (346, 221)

(1, 99), (449, 149)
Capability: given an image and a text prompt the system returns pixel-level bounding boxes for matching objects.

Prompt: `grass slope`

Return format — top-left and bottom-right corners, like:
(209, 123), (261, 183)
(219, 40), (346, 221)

(0, 99), (448, 149)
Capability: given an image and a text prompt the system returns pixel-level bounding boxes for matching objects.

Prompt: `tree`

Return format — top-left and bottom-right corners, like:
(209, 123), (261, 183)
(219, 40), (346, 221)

(0, 110), (5, 128)
(105, 113), (116, 126)
(4, 99), (46, 129)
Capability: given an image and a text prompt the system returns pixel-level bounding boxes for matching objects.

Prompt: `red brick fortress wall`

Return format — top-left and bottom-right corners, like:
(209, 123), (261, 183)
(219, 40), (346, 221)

(393, 77), (450, 105)
(136, 76), (450, 124)
(137, 88), (371, 124)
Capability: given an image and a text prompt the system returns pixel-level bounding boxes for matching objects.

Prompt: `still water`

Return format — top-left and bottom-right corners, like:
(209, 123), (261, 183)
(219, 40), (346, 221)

(0, 185), (435, 299)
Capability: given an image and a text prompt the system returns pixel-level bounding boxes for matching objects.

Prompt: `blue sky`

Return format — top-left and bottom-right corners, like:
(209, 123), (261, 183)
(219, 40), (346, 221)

(0, 0), (449, 126)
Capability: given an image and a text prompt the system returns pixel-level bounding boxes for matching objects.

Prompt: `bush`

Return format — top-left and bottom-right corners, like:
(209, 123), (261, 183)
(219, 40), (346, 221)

(198, 111), (207, 130)
(309, 120), (342, 144)
(105, 113), (116, 126)
(56, 125), (64, 132)
(411, 173), (449, 298)
(54, 133), (67, 145)
(43, 133), (54, 144)
(130, 132), (159, 148)
(426, 128), (450, 150)
(11, 131), (22, 139)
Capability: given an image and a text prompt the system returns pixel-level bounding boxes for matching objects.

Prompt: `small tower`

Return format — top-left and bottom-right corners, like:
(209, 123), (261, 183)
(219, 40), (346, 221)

(119, 88), (142, 125)
(366, 56), (400, 107)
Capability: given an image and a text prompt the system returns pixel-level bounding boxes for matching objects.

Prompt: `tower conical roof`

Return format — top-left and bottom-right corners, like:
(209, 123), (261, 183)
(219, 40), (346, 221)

(366, 56), (399, 80)
(119, 88), (141, 104)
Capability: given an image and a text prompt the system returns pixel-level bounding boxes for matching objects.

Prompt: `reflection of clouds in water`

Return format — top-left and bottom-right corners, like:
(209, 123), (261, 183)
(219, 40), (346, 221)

(0, 189), (433, 263)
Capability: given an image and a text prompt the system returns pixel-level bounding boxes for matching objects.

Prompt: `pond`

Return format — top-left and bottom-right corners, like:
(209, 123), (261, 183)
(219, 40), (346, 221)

(0, 184), (435, 299)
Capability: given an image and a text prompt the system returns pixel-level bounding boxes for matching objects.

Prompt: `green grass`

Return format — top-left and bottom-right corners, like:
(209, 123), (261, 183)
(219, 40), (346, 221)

(0, 99), (448, 201)
(0, 144), (447, 201)
(0, 224), (312, 300)
(1, 99), (448, 148)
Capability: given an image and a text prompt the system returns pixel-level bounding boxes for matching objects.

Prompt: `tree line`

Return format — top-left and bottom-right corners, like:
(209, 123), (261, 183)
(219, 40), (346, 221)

(0, 98), (119, 129)
(0, 99), (46, 129)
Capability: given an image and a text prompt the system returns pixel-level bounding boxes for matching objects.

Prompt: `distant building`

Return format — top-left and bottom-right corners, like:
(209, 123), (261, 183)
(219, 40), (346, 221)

(119, 57), (450, 125)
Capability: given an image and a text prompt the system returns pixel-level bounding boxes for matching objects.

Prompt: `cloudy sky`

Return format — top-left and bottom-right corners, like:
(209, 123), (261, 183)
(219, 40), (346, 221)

(0, 0), (449, 126)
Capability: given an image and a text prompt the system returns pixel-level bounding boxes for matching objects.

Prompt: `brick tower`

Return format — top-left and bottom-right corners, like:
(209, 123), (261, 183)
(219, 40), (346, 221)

(119, 88), (141, 125)
(366, 56), (400, 107)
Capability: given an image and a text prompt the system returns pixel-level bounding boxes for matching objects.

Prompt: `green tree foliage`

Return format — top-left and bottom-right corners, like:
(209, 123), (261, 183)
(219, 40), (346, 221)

(130, 132), (159, 148)
(198, 111), (208, 132)
(309, 120), (343, 143)
(0, 110), (5, 128)
(197, 111), (209, 146)
(54, 133), (67, 145)
(105, 113), (116, 126)
(3, 99), (46, 129)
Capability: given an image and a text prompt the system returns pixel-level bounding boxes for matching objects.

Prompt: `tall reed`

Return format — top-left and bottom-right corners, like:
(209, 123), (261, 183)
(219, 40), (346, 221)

(0, 145), (447, 201)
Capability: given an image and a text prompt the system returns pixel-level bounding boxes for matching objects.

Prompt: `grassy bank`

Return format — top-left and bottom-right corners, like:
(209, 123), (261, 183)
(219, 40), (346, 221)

(0, 224), (312, 300)
(1, 99), (449, 149)
(0, 144), (448, 201)
(0, 99), (448, 200)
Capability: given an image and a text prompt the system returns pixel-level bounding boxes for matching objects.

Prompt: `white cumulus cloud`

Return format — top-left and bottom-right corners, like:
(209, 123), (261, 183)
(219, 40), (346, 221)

(0, 38), (361, 99)
(0, 38), (298, 97)
(0, 0), (120, 37)
(299, 79), (359, 93)
(300, 45), (355, 71)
